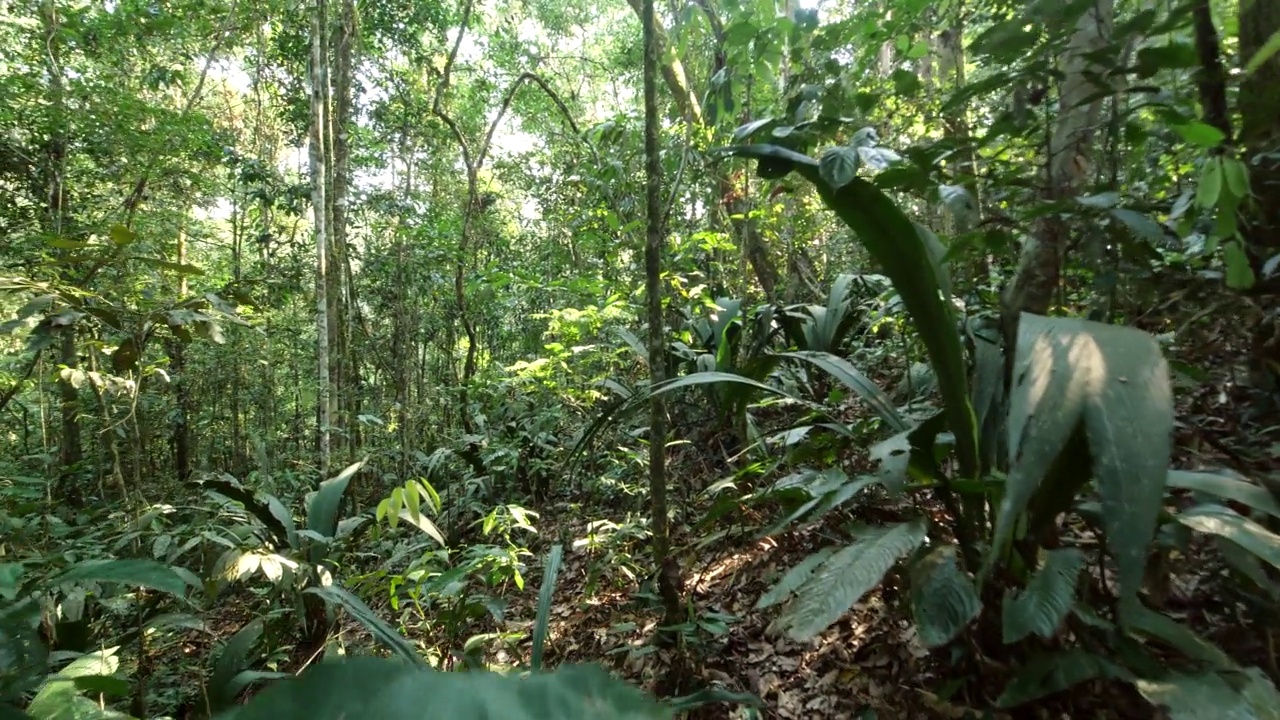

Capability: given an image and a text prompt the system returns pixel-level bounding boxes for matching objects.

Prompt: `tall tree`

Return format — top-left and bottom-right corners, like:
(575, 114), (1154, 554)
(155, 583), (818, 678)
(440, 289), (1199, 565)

(642, 0), (682, 635)
(1239, 0), (1280, 390)
(1004, 0), (1115, 320)
(310, 0), (333, 477)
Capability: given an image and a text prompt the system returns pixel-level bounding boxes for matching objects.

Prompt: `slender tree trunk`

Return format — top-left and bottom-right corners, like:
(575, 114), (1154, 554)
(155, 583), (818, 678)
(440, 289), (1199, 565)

(1239, 0), (1280, 390)
(1004, 0), (1114, 318)
(642, 0), (683, 637)
(42, 0), (83, 506)
(331, 0), (357, 462)
(310, 0), (332, 478)
(1240, 0), (1280, 280)
(168, 223), (192, 483)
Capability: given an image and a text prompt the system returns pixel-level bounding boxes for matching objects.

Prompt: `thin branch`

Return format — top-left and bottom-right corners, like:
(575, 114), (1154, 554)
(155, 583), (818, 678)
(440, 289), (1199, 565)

(0, 350), (42, 416)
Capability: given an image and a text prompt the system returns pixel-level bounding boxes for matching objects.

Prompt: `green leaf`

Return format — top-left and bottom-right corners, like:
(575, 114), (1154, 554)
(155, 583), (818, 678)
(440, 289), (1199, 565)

(1196, 158), (1223, 209)
(1078, 191), (1121, 209)
(969, 19), (1041, 61)
(395, 509), (447, 547)
(1244, 28), (1280, 75)
(220, 658), (670, 720)
(107, 225), (136, 247)
(990, 314), (1171, 624)
(132, 256), (206, 275)
(307, 459), (364, 541)
(1136, 42), (1200, 76)
(1177, 504), (1280, 573)
(1222, 157), (1250, 200)
(891, 68), (923, 96)
(909, 545), (981, 648)
(1224, 241), (1256, 290)
(1241, 668), (1280, 719)
(719, 144), (977, 480)
(777, 351), (906, 431)
(732, 117), (775, 142)
(1134, 672), (1258, 719)
(210, 619), (265, 712)
(1002, 548), (1085, 643)
(200, 476), (296, 549)
(1173, 122), (1226, 149)
(1167, 469), (1280, 519)
(27, 648), (121, 720)
(775, 520), (927, 640)
(1109, 209), (1165, 244)
(305, 586), (423, 666)
(755, 547), (836, 610)
(531, 544), (564, 672)
(1126, 603), (1235, 669)
(818, 146), (859, 189)
(55, 559), (191, 598)
(997, 650), (1126, 707)
(651, 371), (820, 411)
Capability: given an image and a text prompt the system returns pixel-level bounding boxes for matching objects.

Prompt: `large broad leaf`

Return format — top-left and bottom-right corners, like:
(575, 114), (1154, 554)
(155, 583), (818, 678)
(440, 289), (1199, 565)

(774, 520), (927, 640)
(997, 650), (1127, 707)
(720, 144), (977, 478)
(776, 351), (907, 432)
(200, 474), (297, 549)
(1002, 548), (1085, 643)
(909, 545), (981, 648)
(990, 314), (1172, 624)
(530, 544), (563, 672)
(307, 459), (364, 540)
(755, 547), (836, 610)
(54, 559), (192, 598)
(870, 411), (950, 494)
(1167, 470), (1280, 519)
(651, 371), (816, 411)
(27, 648), (123, 720)
(209, 619), (265, 712)
(219, 657), (670, 720)
(1134, 671), (1277, 720)
(1126, 604), (1235, 669)
(1176, 504), (1280, 573)
(968, 318), (1007, 473)
(305, 586), (422, 666)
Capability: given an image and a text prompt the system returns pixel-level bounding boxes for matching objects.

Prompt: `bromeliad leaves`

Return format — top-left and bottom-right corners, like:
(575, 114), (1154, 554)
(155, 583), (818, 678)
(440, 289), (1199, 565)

(990, 313), (1173, 625)
(758, 520), (927, 641)
(718, 143), (978, 482)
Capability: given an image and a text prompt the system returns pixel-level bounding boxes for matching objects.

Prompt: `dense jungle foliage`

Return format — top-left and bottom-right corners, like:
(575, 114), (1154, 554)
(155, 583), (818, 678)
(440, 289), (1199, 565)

(3, 0), (1280, 717)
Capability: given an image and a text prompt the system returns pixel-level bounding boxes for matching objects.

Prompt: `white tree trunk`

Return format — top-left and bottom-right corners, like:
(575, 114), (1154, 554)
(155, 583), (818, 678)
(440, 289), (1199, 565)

(309, 0), (331, 477)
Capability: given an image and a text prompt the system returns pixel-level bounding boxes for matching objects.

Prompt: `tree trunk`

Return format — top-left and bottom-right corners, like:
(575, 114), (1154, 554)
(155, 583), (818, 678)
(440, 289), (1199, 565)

(41, 0), (83, 506)
(331, 0), (357, 462)
(642, 0), (683, 640)
(1004, 0), (1114, 318)
(1239, 0), (1280, 390)
(1240, 0), (1280, 283)
(310, 0), (333, 479)
(168, 223), (192, 483)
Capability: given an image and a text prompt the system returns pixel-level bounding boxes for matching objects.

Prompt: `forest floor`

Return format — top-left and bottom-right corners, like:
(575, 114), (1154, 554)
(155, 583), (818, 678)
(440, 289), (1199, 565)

(499, 294), (1280, 719)
(316, 293), (1280, 719)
